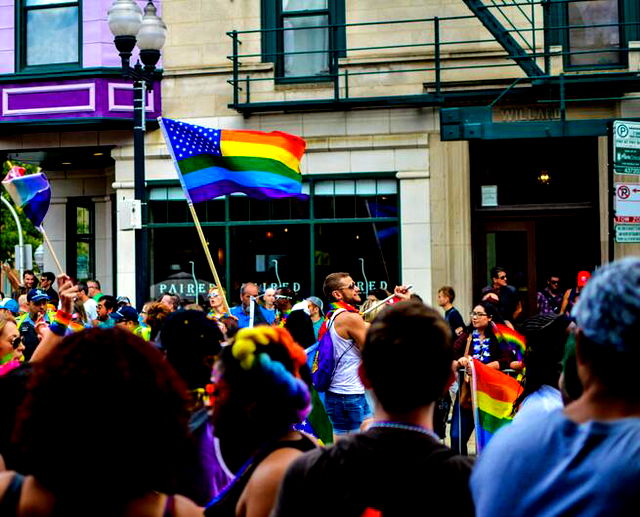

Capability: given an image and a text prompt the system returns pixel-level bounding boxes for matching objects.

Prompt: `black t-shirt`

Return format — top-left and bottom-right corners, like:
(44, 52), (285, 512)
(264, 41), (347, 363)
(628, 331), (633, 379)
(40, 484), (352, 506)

(271, 427), (475, 517)
(45, 287), (59, 307)
(444, 307), (465, 338)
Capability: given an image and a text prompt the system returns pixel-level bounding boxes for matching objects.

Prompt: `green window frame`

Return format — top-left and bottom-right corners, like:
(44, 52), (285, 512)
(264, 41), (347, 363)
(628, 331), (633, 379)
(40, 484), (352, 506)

(66, 198), (95, 281)
(261, 0), (346, 83)
(17, 0), (82, 72)
(545, 0), (639, 70)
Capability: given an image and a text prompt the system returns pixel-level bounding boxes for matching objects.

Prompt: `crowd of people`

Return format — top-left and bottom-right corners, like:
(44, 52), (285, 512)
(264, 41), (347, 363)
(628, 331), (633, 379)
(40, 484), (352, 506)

(0, 258), (638, 516)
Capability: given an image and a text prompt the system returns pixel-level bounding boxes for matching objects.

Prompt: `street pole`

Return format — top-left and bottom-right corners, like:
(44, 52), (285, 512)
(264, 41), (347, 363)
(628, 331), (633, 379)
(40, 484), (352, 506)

(133, 79), (149, 310)
(108, 0), (166, 309)
(1, 195), (25, 280)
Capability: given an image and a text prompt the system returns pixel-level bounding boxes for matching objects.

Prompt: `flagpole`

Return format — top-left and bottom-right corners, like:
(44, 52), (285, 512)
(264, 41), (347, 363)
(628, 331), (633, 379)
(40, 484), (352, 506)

(158, 117), (230, 314)
(360, 284), (413, 315)
(186, 202), (230, 314)
(39, 225), (64, 276)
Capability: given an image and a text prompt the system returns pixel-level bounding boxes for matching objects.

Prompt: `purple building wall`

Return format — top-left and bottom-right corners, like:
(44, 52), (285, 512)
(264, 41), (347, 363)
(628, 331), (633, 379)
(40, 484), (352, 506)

(1, 78), (161, 121)
(0, 0), (15, 75)
(0, 1), (163, 122)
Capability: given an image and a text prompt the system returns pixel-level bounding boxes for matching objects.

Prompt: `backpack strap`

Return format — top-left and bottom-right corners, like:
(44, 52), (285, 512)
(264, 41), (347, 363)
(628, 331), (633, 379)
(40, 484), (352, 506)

(0, 473), (25, 515)
(327, 308), (346, 329)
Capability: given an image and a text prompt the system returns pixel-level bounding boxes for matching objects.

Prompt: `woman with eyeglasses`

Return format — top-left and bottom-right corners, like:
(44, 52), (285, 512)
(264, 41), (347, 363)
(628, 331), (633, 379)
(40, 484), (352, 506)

(450, 301), (514, 455)
(0, 313), (25, 376)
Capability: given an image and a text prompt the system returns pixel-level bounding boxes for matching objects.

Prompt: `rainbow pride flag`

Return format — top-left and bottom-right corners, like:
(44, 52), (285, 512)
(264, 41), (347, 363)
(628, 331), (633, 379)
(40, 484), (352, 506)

(2, 165), (51, 227)
(159, 117), (306, 202)
(493, 322), (526, 360)
(470, 358), (523, 451)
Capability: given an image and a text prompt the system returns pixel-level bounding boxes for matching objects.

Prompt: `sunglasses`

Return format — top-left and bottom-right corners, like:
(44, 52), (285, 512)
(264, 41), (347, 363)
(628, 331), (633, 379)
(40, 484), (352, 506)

(549, 280), (559, 285)
(275, 295), (292, 300)
(339, 282), (357, 290)
(11, 336), (22, 349)
(498, 275), (507, 280)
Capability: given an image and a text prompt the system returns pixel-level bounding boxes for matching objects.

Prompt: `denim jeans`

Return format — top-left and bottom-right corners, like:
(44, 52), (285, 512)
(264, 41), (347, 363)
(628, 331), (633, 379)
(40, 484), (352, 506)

(324, 391), (372, 434)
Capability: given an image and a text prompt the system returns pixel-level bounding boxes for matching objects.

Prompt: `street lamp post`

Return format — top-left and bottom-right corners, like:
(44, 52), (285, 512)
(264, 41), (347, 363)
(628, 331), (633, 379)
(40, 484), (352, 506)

(108, 0), (166, 309)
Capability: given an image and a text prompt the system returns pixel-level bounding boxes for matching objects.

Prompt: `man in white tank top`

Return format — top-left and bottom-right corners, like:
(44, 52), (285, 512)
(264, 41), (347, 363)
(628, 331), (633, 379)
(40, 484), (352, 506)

(321, 273), (410, 440)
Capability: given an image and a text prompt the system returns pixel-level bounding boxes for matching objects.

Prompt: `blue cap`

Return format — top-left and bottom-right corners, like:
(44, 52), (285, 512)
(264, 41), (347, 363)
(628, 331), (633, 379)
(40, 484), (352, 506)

(573, 257), (640, 353)
(110, 305), (139, 323)
(306, 296), (324, 314)
(0, 298), (19, 315)
(27, 289), (49, 303)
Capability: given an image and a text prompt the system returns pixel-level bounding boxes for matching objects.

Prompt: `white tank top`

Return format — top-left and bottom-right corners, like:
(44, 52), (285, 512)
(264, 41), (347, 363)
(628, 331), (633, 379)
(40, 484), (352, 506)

(329, 313), (365, 395)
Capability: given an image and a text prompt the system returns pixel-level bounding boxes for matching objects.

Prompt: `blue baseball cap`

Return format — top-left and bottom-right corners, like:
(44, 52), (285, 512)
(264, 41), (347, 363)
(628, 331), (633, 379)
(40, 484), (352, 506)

(110, 305), (139, 323)
(27, 289), (49, 303)
(0, 298), (19, 315)
(306, 296), (324, 314)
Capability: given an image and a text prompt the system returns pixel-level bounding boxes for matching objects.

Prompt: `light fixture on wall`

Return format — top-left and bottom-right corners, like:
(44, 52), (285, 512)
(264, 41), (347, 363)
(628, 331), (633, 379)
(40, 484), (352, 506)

(537, 170), (551, 185)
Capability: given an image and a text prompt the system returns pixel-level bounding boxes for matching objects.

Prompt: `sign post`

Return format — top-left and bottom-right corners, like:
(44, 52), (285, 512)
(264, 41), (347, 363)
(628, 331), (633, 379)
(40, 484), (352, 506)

(612, 121), (640, 244)
(613, 121), (640, 175)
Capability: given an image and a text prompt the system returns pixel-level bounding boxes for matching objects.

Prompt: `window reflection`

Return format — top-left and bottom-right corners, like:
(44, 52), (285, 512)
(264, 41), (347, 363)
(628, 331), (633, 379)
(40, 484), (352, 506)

(568, 0), (621, 67)
(26, 5), (79, 67)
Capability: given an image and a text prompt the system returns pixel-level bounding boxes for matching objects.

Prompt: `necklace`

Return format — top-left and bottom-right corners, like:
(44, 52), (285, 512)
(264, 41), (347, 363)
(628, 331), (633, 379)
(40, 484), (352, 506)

(368, 421), (440, 440)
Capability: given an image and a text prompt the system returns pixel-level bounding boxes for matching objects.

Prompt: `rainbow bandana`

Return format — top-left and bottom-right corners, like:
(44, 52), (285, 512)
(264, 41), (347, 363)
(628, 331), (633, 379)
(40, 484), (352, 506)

(318, 301), (360, 341)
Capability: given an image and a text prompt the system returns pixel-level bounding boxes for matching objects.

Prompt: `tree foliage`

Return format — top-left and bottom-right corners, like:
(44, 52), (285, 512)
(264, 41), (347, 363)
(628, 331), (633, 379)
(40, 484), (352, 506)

(0, 161), (44, 268)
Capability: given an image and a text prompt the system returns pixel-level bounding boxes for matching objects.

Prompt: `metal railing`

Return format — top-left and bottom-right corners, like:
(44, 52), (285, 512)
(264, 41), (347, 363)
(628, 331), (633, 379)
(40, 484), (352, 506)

(226, 1), (640, 113)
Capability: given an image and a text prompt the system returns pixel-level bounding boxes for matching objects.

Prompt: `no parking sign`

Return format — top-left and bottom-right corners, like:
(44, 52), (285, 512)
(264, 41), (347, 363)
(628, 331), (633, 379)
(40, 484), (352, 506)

(614, 183), (640, 223)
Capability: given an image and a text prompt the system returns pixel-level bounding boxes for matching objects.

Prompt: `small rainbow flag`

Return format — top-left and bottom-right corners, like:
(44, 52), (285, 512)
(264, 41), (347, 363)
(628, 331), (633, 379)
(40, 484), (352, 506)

(470, 358), (523, 451)
(2, 165), (51, 228)
(159, 117), (306, 202)
(493, 322), (526, 360)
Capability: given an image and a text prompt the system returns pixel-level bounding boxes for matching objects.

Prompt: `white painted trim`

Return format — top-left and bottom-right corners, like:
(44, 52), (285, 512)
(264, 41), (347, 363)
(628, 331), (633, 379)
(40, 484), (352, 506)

(108, 83), (155, 112)
(2, 83), (95, 115)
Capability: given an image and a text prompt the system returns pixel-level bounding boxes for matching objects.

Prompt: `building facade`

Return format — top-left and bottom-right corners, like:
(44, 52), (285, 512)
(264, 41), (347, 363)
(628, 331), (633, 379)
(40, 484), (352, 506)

(2, 0), (640, 317)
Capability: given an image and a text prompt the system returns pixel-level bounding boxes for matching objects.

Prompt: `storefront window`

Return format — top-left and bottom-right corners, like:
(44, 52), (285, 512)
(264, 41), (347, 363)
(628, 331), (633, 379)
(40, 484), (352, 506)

(66, 200), (94, 281)
(148, 175), (399, 303)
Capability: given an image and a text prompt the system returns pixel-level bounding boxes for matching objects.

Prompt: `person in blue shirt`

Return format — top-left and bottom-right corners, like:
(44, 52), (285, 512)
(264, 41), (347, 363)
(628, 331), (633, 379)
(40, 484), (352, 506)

(229, 282), (275, 328)
(471, 257), (640, 517)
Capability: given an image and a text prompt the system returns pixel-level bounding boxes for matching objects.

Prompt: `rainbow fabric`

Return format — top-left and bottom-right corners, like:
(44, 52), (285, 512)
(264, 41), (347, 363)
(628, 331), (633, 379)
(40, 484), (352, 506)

(317, 301), (360, 341)
(470, 358), (523, 451)
(493, 322), (526, 360)
(159, 117), (307, 202)
(1, 165), (51, 227)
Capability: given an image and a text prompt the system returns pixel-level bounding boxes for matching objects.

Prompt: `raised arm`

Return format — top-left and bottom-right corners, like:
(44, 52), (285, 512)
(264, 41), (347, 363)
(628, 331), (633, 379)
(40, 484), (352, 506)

(30, 275), (78, 362)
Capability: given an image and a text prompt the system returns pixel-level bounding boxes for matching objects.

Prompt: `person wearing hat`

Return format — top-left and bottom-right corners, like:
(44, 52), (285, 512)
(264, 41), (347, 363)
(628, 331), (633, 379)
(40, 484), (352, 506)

(471, 257), (640, 516)
(109, 306), (140, 334)
(0, 298), (20, 318)
(307, 296), (324, 341)
(16, 289), (51, 361)
(560, 270), (591, 316)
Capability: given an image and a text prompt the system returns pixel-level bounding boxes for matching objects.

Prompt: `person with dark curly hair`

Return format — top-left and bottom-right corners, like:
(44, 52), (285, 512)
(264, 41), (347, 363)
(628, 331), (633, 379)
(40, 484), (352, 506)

(205, 326), (316, 517)
(0, 328), (201, 516)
